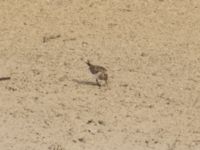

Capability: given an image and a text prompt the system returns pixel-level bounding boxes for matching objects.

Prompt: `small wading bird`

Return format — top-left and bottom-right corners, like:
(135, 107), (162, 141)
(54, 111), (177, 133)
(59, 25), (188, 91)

(86, 60), (108, 87)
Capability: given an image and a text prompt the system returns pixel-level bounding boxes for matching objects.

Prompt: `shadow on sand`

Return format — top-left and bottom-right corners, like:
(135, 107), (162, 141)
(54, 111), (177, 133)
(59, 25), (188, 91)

(72, 79), (98, 87)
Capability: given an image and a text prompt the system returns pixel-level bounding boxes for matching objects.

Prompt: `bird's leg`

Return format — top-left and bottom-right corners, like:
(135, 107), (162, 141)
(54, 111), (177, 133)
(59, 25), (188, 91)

(96, 79), (101, 88)
(104, 73), (108, 86)
(105, 79), (108, 86)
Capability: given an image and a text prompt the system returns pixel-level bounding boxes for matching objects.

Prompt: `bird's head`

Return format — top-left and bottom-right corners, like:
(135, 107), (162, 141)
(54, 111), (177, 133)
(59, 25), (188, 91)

(86, 60), (91, 66)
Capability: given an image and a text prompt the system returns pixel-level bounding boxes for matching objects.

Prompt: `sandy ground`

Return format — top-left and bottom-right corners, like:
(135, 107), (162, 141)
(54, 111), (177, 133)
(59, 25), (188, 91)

(0, 0), (200, 150)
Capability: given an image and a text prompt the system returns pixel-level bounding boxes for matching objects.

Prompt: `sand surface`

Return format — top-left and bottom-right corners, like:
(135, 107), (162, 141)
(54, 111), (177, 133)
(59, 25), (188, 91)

(0, 0), (200, 150)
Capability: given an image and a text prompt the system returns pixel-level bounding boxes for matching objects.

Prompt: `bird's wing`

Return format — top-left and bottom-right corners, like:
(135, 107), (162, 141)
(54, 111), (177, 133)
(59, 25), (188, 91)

(95, 65), (107, 72)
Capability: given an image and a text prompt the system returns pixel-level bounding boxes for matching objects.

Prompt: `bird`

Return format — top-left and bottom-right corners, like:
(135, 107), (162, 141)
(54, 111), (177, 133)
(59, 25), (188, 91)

(86, 60), (108, 87)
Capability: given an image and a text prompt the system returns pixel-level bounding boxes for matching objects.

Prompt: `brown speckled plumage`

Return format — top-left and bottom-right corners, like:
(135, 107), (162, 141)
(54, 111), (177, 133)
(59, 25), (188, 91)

(86, 60), (108, 87)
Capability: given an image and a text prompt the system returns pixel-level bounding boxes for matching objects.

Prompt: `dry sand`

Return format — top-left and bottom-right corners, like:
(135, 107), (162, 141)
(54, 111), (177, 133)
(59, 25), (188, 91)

(0, 0), (200, 150)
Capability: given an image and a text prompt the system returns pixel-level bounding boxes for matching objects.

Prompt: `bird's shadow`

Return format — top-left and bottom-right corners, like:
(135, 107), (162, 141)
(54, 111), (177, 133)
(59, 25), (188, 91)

(72, 79), (98, 86)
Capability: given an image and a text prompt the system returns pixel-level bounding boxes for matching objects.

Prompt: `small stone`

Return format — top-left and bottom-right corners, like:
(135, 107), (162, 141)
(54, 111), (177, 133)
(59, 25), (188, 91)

(78, 138), (85, 143)
(98, 120), (105, 126)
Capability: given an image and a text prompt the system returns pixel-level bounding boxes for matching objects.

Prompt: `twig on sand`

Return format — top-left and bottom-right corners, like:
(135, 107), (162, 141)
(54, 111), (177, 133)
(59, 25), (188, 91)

(43, 34), (61, 43)
(0, 77), (11, 81)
